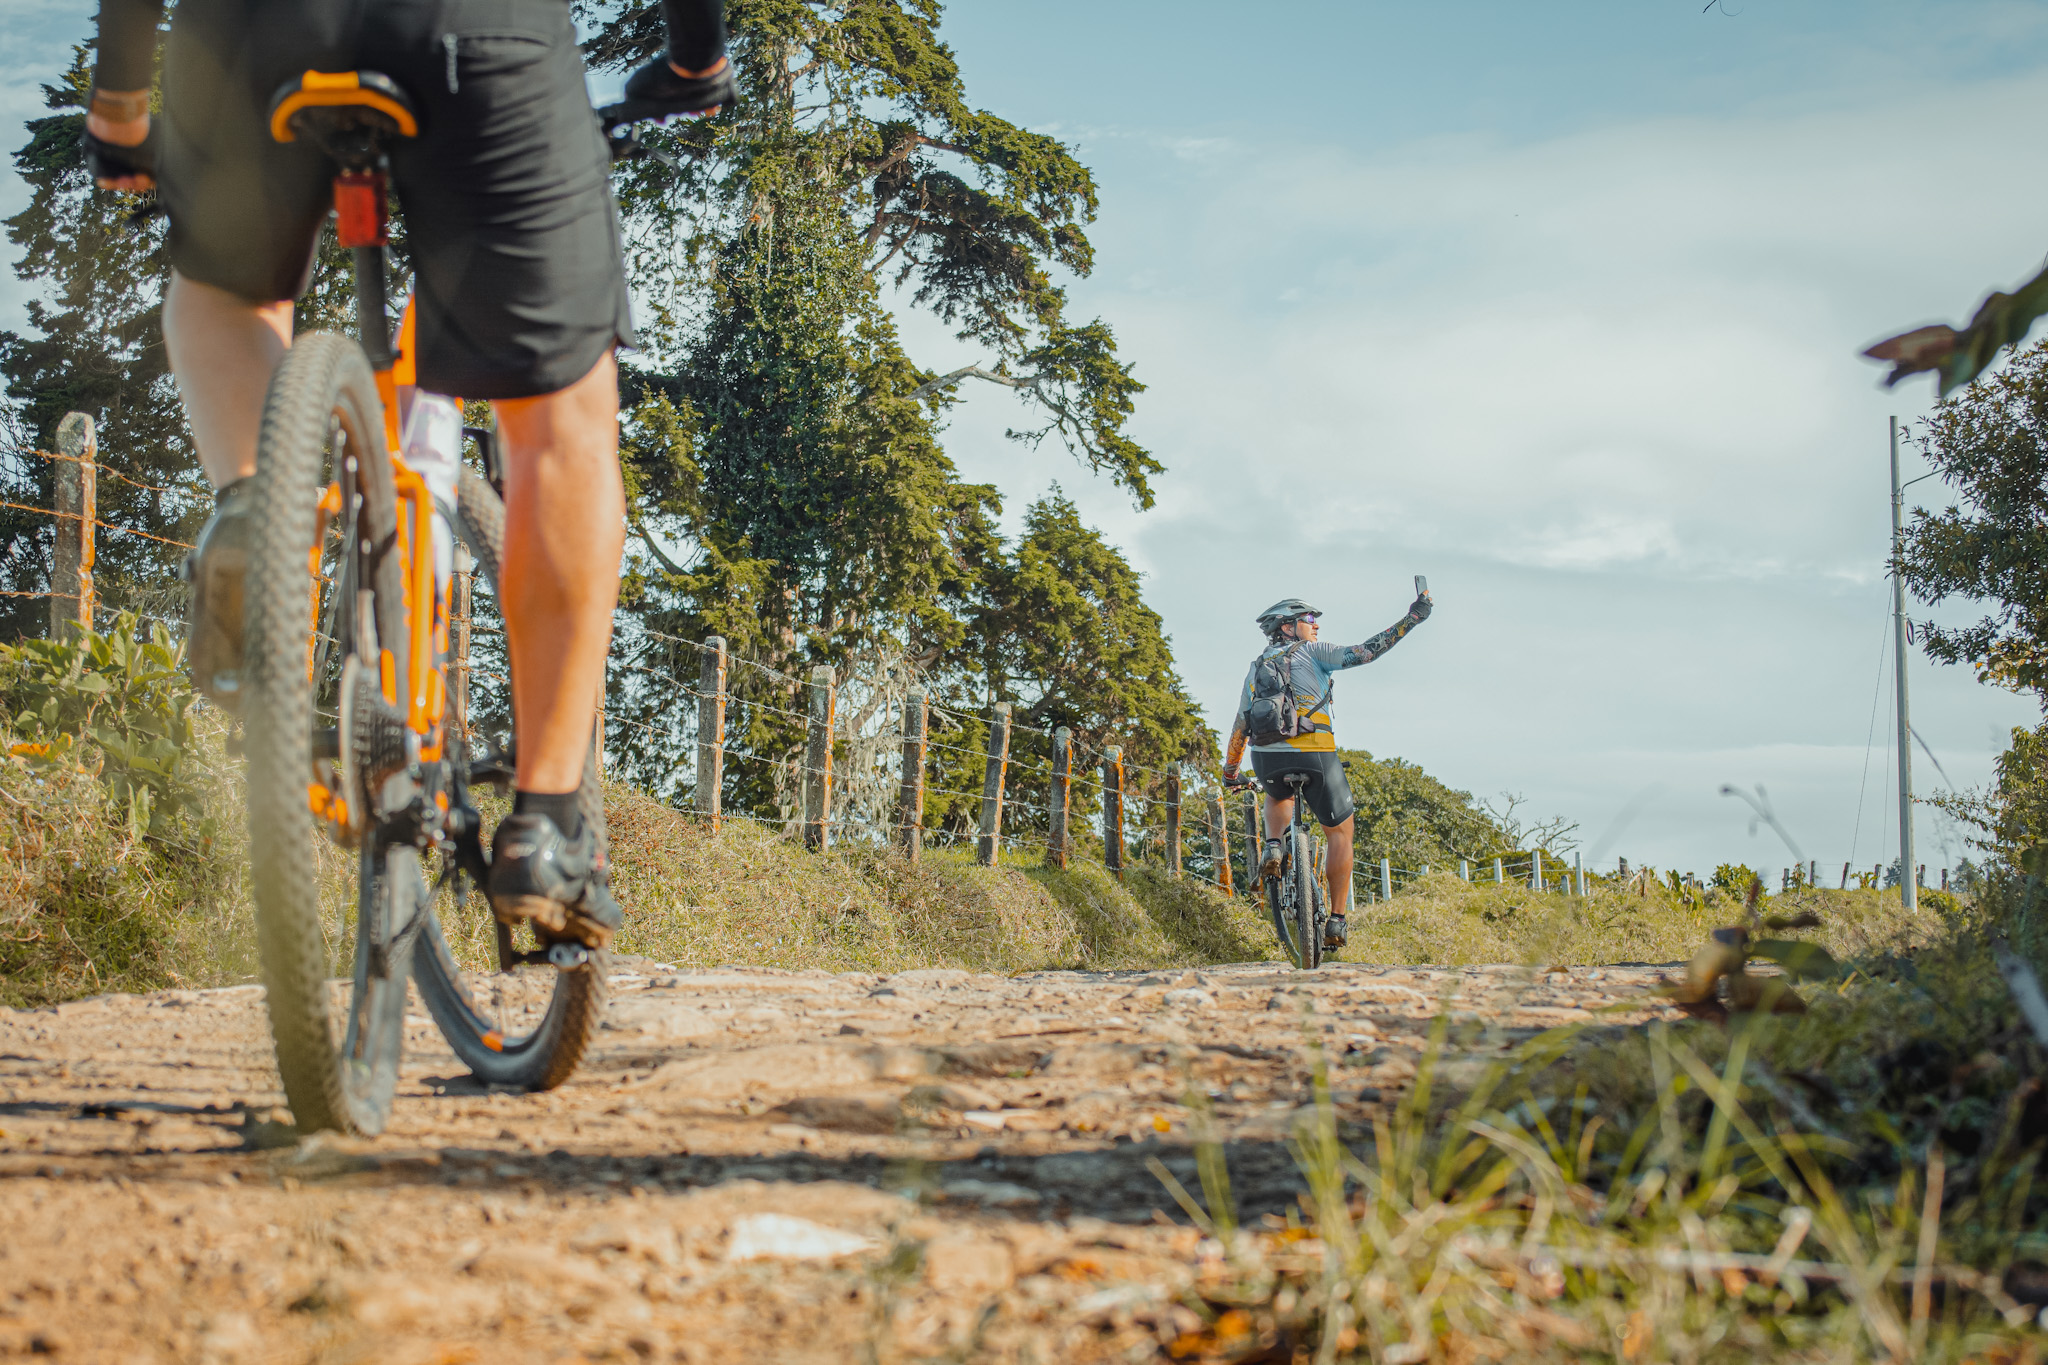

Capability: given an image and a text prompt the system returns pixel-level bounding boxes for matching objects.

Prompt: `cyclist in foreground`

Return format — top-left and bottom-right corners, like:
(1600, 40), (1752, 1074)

(1222, 590), (1433, 950)
(82, 0), (731, 945)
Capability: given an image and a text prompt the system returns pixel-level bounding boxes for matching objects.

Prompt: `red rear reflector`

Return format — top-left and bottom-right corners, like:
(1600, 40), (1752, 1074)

(334, 171), (388, 248)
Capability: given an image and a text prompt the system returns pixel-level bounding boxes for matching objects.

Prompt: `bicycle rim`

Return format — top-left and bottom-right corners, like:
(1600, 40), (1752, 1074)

(245, 331), (415, 1135)
(409, 466), (607, 1091)
(1292, 828), (1321, 970)
(1267, 840), (1309, 969)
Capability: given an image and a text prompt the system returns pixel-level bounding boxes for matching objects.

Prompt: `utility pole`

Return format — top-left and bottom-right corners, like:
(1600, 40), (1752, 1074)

(1890, 415), (1917, 913)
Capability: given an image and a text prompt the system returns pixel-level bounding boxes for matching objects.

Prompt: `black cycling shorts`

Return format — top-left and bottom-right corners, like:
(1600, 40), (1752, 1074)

(158, 0), (635, 400)
(1250, 750), (1354, 829)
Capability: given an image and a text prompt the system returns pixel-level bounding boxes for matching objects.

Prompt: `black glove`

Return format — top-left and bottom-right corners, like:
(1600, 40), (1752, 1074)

(83, 123), (157, 186)
(1409, 594), (1433, 621)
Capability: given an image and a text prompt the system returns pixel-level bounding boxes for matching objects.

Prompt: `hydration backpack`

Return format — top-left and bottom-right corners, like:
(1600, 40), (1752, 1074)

(1244, 643), (1332, 745)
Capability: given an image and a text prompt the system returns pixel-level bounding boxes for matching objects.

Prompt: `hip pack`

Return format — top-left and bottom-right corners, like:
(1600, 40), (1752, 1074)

(1245, 643), (1332, 745)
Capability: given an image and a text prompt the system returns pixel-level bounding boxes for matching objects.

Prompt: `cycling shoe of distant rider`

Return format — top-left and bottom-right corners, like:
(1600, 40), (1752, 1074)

(83, 0), (732, 947)
(1222, 591), (1432, 949)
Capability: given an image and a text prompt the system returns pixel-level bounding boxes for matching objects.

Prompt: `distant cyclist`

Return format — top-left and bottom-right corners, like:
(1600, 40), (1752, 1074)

(82, 0), (731, 946)
(1221, 591), (1432, 949)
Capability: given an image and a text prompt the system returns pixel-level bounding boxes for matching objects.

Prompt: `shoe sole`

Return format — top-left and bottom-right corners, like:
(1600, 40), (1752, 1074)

(490, 893), (615, 950)
(188, 546), (246, 709)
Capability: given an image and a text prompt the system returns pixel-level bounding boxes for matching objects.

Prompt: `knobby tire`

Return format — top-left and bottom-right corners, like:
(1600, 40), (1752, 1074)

(245, 332), (414, 1135)
(408, 465), (608, 1091)
(1291, 827), (1322, 970)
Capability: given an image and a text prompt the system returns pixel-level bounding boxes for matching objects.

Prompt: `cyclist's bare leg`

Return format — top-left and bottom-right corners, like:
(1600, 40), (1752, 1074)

(1263, 796), (1293, 839)
(494, 351), (625, 797)
(162, 271), (292, 488)
(1324, 815), (1355, 915)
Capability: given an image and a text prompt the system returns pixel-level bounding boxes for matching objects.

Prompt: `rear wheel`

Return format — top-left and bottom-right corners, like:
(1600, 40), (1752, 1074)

(408, 466), (608, 1090)
(244, 332), (417, 1135)
(1267, 834), (1311, 969)
(1291, 827), (1322, 971)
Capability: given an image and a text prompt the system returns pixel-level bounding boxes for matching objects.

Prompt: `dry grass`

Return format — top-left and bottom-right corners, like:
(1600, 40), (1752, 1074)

(1349, 871), (1931, 968)
(594, 783), (1275, 974)
(0, 733), (252, 1008)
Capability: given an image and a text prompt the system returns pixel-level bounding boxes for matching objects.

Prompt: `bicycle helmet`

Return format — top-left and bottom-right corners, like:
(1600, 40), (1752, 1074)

(1255, 597), (1321, 639)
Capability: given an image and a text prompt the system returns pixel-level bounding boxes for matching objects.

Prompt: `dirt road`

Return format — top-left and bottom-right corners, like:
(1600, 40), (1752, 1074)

(0, 958), (1679, 1363)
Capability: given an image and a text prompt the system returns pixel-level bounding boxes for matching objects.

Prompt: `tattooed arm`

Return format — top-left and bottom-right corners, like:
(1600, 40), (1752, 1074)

(1322, 595), (1433, 670)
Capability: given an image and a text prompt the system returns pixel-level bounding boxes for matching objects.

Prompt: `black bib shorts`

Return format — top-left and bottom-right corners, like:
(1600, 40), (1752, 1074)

(158, 0), (635, 400)
(1249, 749), (1355, 829)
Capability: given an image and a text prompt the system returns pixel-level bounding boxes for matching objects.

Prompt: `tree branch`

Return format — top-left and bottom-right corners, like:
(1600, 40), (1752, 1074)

(632, 516), (691, 578)
(907, 365), (1040, 403)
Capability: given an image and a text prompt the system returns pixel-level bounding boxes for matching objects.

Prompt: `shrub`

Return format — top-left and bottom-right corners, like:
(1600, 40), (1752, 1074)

(0, 616), (215, 841)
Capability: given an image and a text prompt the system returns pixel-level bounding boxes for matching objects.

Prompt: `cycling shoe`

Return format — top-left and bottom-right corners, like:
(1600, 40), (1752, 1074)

(487, 813), (623, 949)
(1323, 914), (1348, 949)
(611, 54), (734, 121)
(1260, 838), (1284, 881)
(181, 478), (254, 710)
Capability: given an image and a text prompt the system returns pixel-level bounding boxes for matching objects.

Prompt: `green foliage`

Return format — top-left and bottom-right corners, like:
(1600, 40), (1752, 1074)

(0, 696), (248, 1008)
(1336, 747), (1511, 874)
(1929, 718), (2048, 870)
(1896, 338), (2048, 698)
(0, 615), (213, 839)
(1712, 861), (1760, 894)
(975, 490), (1211, 766)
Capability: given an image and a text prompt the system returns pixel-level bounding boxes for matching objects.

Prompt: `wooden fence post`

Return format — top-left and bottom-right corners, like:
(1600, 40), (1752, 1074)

(1839, 861), (1850, 890)
(1530, 850), (1544, 891)
(1493, 857), (1504, 884)
(1102, 746), (1124, 879)
(1163, 764), (1182, 878)
(1048, 726), (1071, 869)
(1208, 796), (1231, 895)
(1380, 857), (1393, 902)
(898, 687), (926, 862)
(977, 702), (1012, 866)
(804, 665), (835, 850)
(1573, 852), (1585, 896)
(1459, 858), (1471, 881)
(695, 636), (726, 830)
(49, 412), (95, 638)
(450, 542), (472, 738)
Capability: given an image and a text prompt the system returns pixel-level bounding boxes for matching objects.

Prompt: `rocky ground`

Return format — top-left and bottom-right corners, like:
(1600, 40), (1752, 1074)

(0, 958), (1682, 1363)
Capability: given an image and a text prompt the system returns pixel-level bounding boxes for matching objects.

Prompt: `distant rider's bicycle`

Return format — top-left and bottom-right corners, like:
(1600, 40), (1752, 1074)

(1231, 771), (1328, 971)
(239, 71), (661, 1134)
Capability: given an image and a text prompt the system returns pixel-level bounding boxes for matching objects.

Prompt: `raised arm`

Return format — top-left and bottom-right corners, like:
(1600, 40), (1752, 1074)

(1318, 594), (1433, 671)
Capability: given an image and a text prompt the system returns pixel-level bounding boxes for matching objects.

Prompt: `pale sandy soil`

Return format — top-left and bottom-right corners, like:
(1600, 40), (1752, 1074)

(0, 958), (1681, 1363)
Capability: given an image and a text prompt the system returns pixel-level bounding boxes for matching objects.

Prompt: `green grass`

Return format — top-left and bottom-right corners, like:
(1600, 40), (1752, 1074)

(1349, 871), (1930, 967)
(0, 727), (253, 1008)
(1159, 881), (2048, 1364)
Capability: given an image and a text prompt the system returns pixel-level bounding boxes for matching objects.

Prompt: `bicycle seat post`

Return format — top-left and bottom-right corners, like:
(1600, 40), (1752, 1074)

(267, 72), (420, 371)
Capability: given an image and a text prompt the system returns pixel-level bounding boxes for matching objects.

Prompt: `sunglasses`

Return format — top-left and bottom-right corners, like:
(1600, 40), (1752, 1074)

(1293, 614), (1318, 626)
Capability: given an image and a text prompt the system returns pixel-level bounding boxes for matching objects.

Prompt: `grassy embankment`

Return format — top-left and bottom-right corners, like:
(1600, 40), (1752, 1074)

(3, 706), (1940, 1009)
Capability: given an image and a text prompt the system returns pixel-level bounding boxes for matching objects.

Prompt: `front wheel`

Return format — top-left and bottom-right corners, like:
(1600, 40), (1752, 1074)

(244, 332), (416, 1135)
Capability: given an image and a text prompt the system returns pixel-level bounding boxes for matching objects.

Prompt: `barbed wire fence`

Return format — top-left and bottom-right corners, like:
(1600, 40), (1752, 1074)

(3, 415), (201, 640)
(15, 415), (1956, 907)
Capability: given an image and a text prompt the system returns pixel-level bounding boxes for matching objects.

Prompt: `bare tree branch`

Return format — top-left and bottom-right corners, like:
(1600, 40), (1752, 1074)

(906, 365), (1041, 403)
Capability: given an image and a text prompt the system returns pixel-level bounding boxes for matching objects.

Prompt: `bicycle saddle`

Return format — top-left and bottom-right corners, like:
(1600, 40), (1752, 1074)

(268, 70), (418, 168)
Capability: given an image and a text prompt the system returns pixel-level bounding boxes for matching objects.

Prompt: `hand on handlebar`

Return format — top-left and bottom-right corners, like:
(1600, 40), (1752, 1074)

(1222, 770), (1256, 793)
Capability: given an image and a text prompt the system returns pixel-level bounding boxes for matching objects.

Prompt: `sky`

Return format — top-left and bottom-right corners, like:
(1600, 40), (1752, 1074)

(7, 1), (2048, 879)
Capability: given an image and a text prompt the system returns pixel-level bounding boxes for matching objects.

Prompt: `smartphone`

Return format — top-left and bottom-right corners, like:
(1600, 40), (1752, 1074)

(1414, 574), (1429, 598)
